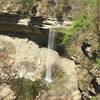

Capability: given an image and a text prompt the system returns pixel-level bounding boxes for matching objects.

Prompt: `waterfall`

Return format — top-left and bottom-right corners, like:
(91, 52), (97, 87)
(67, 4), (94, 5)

(45, 28), (56, 83)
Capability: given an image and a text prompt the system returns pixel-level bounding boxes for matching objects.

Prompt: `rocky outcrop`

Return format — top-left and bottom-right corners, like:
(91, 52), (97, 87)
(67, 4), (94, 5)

(0, 13), (49, 49)
(0, 84), (16, 100)
(0, 35), (81, 100)
(0, 13), (48, 34)
(91, 68), (100, 94)
(67, 31), (100, 99)
(0, 0), (20, 14)
(0, 13), (66, 55)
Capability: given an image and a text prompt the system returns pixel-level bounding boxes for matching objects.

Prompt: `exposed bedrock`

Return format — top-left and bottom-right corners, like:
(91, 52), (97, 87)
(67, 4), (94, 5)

(0, 35), (81, 100)
(0, 13), (65, 55)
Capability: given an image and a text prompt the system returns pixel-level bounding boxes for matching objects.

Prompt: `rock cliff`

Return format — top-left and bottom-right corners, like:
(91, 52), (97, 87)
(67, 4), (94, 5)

(0, 35), (81, 100)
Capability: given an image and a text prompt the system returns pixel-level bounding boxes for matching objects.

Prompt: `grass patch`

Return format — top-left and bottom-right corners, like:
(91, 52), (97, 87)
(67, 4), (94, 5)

(96, 58), (100, 68)
(9, 78), (48, 100)
(91, 96), (97, 100)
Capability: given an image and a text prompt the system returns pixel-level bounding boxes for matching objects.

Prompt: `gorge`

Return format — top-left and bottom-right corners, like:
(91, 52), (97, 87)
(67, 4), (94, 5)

(0, 0), (100, 100)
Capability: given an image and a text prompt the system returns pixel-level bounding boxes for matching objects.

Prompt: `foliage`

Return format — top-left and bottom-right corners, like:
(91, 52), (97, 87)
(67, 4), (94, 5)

(19, 0), (34, 17)
(83, 0), (100, 33)
(55, 0), (70, 20)
(74, 12), (93, 31)
(96, 58), (100, 68)
(91, 96), (97, 100)
(55, 8), (63, 21)
(83, 0), (97, 6)
(9, 78), (47, 100)
(62, 0), (99, 55)
(62, 12), (92, 55)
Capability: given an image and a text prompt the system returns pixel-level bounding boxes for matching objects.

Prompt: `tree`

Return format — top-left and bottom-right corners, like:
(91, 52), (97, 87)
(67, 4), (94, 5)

(20, 0), (34, 17)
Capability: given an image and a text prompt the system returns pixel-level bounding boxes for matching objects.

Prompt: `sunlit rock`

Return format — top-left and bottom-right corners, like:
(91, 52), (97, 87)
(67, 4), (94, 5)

(0, 35), (81, 100)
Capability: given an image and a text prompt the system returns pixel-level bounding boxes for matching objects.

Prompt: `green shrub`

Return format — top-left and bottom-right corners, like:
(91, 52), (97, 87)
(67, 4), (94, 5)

(9, 78), (47, 100)
(62, 10), (93, 44)
(74, 12), (93, 31)
(91, 96), (97, 100)
(62, 0), (96, 56)
(20, 0), (34, 17)
(96, 58), (100, 68)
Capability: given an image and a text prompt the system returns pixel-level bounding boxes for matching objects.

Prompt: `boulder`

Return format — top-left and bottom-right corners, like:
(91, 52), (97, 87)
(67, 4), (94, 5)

(0, 35), (81, 100)
(0, 84), (16, 100)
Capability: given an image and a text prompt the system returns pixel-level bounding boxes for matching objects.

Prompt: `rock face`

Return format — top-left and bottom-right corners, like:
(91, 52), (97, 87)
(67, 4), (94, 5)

(0, 35), (81, 100)
(0, 84), (16, 100)
(66, 31), (100, 99)
(0, 13), (66, 55)
(91, 68), (100, 94)
(0, 0), (20, 14)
